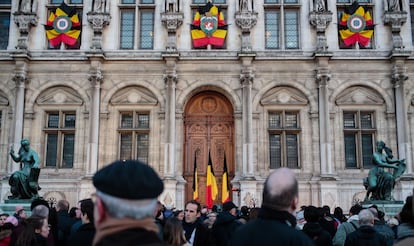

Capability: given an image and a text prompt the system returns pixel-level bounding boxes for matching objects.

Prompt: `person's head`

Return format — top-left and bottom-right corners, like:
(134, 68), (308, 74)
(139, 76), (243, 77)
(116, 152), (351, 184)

(304, 205), (320, 223)
(206, 212), (217, 224)
(16, 215), (50, 246)
(79, 198), (94, 224)
(349, 203), (363, 216)
(334, 207), (344, 219)
(92, 160), (164, 225)
(163, 217), (187, 246)
(200, 206), (208, 216)
(0, 213), (9, 226)
(358, 209), (375, 226)
(31, 205), (49, 218)
(262, 167), (298, 213)
(399, 195), (413, 224)
(184, 200), (201, 224)
(30, 198), (50, 211)
(222, 201), (238, 216)
(322, 205), (331, 216)
(173, 210), (184, 220)
(15, 206), (27, 219)
(56, 200), (70, 212)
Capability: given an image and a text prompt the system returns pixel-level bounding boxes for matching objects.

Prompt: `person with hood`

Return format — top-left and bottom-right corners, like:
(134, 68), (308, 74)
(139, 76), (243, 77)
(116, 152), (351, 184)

(212, 201), (242, 246)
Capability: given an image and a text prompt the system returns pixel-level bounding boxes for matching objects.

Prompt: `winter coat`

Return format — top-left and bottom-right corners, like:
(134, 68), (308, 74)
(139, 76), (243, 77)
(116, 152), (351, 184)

(302, 222), (332, 246)
(94, 228), (166, 246)
(332, 215), (359, 246)
(66, 223), (96, 246)
(229, 207), (314, 246)
(212, 212), (242, 246)
(344, 225), (387, 246)
(394, 223), (414, 246)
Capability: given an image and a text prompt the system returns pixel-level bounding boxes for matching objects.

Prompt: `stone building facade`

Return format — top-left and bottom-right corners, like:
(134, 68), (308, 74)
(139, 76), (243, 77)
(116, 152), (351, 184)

(0, 0), (413, 211)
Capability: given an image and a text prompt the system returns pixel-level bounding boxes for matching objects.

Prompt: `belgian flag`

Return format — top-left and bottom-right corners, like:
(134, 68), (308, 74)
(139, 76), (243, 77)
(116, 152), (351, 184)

(45, 3), (81, 47)
(339, 1), (374, 47)
(221, 153), (230, 203)
(206, 150), (218, 209)
(192, 154), (199, 200)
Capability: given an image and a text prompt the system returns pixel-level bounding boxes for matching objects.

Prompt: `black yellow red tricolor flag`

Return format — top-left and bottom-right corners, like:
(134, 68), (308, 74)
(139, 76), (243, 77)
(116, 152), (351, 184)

(206, 150), (218, 209)
(338, 1), (374, 47)
(191, 2), (227, 48)
(222, 153), (230, 203)
(45, 3), (81, 47)
(192, 154), (199, 200)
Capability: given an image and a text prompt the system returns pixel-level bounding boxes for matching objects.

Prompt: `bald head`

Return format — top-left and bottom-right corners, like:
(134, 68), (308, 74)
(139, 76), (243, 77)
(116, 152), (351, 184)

(262, 168), (298, 212)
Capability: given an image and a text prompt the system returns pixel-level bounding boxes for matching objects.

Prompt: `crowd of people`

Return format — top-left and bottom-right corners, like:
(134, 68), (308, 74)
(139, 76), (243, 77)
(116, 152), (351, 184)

(0, 159), (412, 246)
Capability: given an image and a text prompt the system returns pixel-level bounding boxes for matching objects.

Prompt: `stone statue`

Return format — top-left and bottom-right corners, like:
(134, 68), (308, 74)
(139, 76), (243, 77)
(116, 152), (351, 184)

(8, 139), (41, 200)
(92, 0), (107, 13)
(18, 0), (34, 13)
(387, 0), (401, 11)
(315, 0), (326, 12)
(364, 141), (406, 201)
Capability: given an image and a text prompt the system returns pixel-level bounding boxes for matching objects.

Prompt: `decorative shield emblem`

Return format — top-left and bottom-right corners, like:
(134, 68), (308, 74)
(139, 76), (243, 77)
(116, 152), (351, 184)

(200, 16), (218, 35)
(53, 16), (72, 34)
(347, 14), (366, 33)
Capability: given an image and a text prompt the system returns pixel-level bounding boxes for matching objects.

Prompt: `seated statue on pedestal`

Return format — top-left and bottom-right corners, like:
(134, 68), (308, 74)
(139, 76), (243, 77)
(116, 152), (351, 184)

(8, 139), (41, 200)
(364, 140), (406, 201)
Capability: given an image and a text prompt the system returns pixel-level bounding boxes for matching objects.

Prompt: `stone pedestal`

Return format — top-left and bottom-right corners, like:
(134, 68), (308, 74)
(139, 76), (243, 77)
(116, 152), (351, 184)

(0, 200), (32, 216)
(362, 200), (404, 218)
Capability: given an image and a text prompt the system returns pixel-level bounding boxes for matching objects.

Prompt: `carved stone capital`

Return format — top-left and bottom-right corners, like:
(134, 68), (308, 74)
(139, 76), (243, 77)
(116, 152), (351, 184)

(391, 64), (408, 85)
(88, 69), (103, 85)
(161, 12), (184, 32)
(309, 11), (332, 32)
(164, 73), (178, 84)
(13, 12), (37, 34)
(316, 67), (331, 85)
(240, 73), (254, 85)
(235, 12), (258, 32)
(384, 11), (407, 32)
(87, 12), (111, 33)
(13, 73), (28, 87)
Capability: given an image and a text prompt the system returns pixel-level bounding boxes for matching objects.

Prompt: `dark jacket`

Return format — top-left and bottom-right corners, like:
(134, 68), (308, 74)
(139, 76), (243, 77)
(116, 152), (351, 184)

(373, 220), (395, 246)
(95, 228), (165, 246)
(229, 207), (314, 246)
(212, 212), (242, 246)
(344, 225), (387, 246)
(302, 222), (332, 246)
(66, 223), (95, 246)
(57, 210), (76, 245)
(182, 219), (212, 246)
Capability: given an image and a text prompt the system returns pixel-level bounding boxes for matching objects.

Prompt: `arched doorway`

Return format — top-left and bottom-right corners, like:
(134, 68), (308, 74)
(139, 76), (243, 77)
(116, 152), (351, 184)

(183, 91), (235, 206)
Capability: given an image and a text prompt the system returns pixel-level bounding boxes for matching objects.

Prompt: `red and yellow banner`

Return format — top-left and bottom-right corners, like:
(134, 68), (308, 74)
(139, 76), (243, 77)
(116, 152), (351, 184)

(191, 2), (227, 48)
(206, 151), (218, 208)
(45, 3), (81, 47)
(339, 1), (374, 47)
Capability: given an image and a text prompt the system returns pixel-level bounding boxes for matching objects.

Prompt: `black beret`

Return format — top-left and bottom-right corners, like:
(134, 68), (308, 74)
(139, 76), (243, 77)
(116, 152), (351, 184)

(93, 160), (164, 200)
(223, 201), (237, 212)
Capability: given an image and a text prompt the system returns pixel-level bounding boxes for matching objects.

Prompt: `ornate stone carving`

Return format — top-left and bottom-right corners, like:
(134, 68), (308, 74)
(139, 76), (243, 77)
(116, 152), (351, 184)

(13, 13), (37, 50)
(87, 12), (111, 50)
(309, 11), (332, 53)
(384, 11), (407, 51)
(235, 12), (258, 52)
(316, 66), (331, 84)
(391, 62), (408, 85)
(161, 12), (184, 52)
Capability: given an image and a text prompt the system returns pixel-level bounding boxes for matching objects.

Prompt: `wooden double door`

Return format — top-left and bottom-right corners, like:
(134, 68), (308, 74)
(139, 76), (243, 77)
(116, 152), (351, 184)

(184, 91), (234, 206)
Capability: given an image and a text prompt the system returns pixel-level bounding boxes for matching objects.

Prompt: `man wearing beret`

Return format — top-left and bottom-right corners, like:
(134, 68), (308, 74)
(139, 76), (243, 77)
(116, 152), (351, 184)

(92, 160), (166, 246)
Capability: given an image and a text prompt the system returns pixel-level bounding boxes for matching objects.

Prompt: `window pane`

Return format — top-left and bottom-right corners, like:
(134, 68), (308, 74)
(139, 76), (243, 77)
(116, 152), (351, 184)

(336, 0), (350, 3)
(412, 8), (414, 46)
(193, 0), (205, 4)
(46, 134), (58, 167)
(343, 113), (355, 128)
(121, 113), (133, 128)
(285, 112), (298, 128)
(0, 0), (12, 4)
(50, 0), (64, 4)
(122, 0), (136, 3)
(0, 13), (10, 50)
(64, 114), (76, 128)
(265, 0), (279, 3)
(284, 0), (298, 3)
(137, 114), (149, 128)
(265, 11), (279, 49)
(269, 113), (281, 128)
(214, 0), (226, 3)
(69, 0), (83, 4)
(284, 11), (299, 49)
(48, 114), (59, 128)
(269, 134), (281, 168)
(62, 134), (75, 168)
(360, 112), (373, 129)
(140, 11), (154, 49)
(361, 134), (373, 168)
(120, 10), (135, 49)
(136, 134), (149, 163)
(344, 134), (357, 168)
(141, 0), (154, 3)
(120, 134), (132, 160)
(286, 134), (298, 168)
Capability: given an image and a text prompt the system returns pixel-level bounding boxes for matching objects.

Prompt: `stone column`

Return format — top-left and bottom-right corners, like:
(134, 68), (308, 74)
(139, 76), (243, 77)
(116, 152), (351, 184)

(316, 57), (332, 176)
(240, 55), (255, 178)
(87, 62), (103, 175)
(391, 60), (411, 173)
(11, 61), (28, 172)
(163, 56), (178, 178)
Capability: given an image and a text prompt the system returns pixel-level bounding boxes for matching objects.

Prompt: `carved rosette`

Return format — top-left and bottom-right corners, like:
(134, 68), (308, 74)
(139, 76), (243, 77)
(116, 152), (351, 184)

(13, 12), (37, 50)
(383, 11), (407, 51)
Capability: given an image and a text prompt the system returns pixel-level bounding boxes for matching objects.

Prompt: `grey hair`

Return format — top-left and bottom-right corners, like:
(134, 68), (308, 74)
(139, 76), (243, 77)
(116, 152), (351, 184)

(359, 209), (374, 226)
(96, 190), (157, 219)
(31, 205), (49, 218)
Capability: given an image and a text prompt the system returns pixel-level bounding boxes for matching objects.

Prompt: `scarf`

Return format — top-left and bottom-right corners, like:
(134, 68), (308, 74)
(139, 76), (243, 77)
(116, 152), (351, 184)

(93, 217), (159, 246)
(182, 220), (198, 241)
(258, 206), (297, 227)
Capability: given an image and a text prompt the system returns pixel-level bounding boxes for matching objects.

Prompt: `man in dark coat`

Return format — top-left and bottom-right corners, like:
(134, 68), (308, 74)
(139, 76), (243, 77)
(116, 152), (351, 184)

(56, 199), (77, 245)
(67, 198), (96, 246)
(182, 200), (212, 246)
(92, 160), (166, 246)
(344, 209), (387, 246)
(302, 205), (332, 246)
(229, 168), (314, 246)
(212, 201), (242, 246)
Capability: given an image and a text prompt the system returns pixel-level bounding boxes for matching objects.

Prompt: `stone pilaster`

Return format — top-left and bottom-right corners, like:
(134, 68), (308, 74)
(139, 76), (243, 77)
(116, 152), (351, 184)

(315, 56), (333, 177)
(391, 59), (412, 174)
(87, 62), (103, 175)
(161, 11), (183, 52)
(87, 12), (111, 51)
